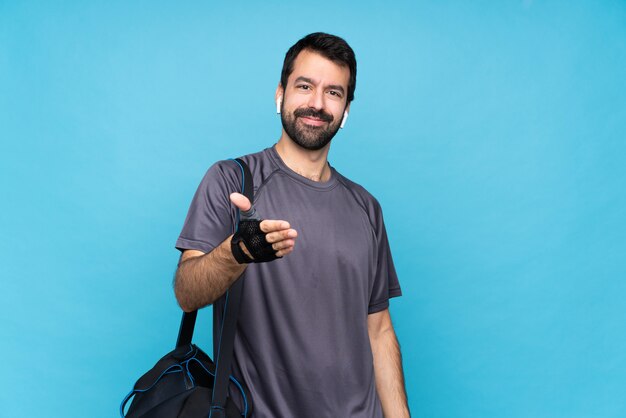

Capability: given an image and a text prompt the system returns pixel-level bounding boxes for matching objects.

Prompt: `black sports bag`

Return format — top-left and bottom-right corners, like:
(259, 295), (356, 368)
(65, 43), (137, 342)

(120, 158), (254, 418)
(119, 342), (252, 418)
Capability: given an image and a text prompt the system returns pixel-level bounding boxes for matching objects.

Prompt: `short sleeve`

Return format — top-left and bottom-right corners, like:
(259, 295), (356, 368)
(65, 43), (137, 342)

(175, 160), (243, 254)
(368, 200), (402, 314)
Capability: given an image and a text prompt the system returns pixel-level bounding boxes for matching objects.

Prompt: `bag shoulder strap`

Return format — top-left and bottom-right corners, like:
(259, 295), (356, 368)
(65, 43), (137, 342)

(211, 158), (252, 417)
(174, 158), (253, 418)
(175, 157), (253, 349)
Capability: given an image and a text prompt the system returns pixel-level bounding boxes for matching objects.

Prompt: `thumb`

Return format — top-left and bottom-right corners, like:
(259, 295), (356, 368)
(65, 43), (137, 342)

(230, 192), (252, 212)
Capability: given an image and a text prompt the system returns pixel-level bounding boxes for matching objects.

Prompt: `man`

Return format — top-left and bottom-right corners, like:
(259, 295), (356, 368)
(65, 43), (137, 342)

(174, 32), (410, 417)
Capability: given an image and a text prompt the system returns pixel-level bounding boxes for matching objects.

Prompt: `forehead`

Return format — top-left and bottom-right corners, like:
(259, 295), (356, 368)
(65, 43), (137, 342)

(288, 49), (350, 88)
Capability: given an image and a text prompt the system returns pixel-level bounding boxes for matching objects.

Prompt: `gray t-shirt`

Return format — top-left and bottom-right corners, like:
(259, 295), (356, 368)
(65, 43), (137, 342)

(176, 146), (402, 417)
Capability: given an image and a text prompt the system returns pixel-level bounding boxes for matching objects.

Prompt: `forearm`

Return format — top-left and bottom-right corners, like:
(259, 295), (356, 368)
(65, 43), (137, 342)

(174, 235), (247, 311)
(371, 328), (410, 418)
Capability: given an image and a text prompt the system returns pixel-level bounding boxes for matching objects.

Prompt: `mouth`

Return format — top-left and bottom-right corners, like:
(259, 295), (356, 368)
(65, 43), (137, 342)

(298, 116), (327, 127)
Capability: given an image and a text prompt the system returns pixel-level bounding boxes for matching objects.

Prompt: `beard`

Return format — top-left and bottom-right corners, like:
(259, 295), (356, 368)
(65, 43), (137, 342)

(280, 105), (343, 151)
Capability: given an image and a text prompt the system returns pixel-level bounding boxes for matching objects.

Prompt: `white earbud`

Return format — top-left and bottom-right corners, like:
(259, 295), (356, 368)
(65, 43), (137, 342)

(276, 98), (282, 114)
(340, 111), (349, 129)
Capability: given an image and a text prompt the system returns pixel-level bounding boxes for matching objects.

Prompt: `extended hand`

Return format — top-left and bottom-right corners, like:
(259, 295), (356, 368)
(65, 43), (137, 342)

(230, 193), (298, 260)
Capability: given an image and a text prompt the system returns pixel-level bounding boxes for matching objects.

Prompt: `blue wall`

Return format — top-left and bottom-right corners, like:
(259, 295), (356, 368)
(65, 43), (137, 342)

(1, 1), (625, 417)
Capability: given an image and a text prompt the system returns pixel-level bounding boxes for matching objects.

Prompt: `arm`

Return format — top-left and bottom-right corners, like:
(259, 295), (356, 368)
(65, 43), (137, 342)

(174, 193), (298, 312)
(174, 237), (246, 312)
(368, 308), (410, 418)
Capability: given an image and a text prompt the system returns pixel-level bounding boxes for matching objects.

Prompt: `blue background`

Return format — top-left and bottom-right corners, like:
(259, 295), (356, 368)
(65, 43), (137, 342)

(1, 1), (625, 417)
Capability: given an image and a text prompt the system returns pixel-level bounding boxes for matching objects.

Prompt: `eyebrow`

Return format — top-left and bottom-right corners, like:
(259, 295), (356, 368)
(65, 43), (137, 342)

(294, 76), (345, 95)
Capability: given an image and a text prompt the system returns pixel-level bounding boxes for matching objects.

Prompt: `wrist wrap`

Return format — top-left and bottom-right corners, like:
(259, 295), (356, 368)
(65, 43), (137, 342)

(231, 219), (280, 264)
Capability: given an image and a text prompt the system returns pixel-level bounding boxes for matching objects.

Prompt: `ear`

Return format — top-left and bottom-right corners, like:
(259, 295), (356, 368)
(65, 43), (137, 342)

(275, 84), (284, 114)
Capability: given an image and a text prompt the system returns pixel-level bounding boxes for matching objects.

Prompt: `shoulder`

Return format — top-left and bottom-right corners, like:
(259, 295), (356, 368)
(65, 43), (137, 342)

(200, 159), (243, 189)
(333, 170), (384, 221)
(236, 148), (270, 168)
(197, 147), (281, 199)
(235, 147), (283, 194)
(203, 148), (272, 185)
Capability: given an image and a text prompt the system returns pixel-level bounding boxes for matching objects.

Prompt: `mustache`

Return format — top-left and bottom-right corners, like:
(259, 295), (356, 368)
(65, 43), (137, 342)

(294, 108), (333, 123)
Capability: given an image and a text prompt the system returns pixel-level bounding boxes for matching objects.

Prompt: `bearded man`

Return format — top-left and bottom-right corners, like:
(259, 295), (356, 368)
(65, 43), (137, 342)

(174, 32), (410, 417)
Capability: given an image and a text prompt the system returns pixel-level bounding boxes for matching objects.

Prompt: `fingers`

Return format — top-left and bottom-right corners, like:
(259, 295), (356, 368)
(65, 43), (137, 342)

(230, 192), (252, 212)
(268, 229), (297, 258)
(271, 239), (295, 252)
(265, 228), (297, 243)
(260, 221), (297, 243)
(259, 219), (291, 232)
(259, 219), (297, 257)
(272, 238), (295, 258)
(275, 247), (294, 258)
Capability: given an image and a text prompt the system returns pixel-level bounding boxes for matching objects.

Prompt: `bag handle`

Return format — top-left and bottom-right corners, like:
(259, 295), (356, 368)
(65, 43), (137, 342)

(176, 310), (197, 348)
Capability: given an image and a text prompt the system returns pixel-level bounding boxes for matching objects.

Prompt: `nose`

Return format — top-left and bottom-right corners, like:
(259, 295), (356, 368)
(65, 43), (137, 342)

(307, 89), (325, 110)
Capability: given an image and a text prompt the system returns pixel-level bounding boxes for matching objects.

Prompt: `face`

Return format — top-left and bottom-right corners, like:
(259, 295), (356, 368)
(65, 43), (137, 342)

(278, 50), (350, 151)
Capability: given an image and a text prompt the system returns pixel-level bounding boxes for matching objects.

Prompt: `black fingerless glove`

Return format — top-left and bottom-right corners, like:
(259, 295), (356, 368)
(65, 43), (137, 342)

(231, 219), (281, 264)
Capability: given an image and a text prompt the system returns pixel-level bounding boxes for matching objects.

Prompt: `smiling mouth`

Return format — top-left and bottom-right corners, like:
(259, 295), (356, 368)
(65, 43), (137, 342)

(299, 116), (327, 127)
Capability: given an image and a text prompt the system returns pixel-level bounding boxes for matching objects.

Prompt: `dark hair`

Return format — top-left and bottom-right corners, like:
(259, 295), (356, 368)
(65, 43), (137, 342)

(280, 32), (357, 103)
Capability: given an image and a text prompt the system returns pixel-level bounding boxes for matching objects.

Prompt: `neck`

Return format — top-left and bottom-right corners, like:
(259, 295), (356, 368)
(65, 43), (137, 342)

(275, 135), (331, 182)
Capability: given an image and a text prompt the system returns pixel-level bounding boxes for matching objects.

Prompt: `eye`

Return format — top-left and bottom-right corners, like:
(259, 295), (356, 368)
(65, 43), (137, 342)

(297, 84), (311, 90)
(328, 90), (343, 98)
